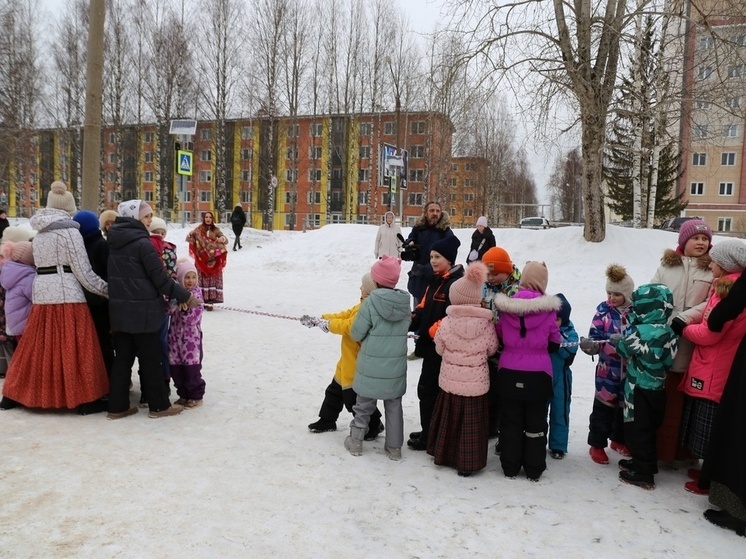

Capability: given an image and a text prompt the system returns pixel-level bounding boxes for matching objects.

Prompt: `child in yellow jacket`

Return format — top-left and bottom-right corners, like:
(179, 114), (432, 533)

(301, 273), (384, 439)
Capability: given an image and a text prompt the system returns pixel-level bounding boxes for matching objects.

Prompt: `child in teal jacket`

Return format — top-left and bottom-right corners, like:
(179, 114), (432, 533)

(345, 256), (411, 460)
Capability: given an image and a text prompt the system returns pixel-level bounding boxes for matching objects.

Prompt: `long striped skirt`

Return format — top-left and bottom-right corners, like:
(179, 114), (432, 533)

(198, 271), (224, 304)
(427, 391), (489, 474)
(1, 303), (108, 409)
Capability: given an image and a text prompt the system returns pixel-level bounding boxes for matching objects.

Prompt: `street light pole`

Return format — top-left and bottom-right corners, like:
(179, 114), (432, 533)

(385, 56), (402, 222)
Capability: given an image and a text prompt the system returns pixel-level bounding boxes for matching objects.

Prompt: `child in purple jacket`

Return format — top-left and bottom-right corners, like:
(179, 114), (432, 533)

(168, 259), (205, 408)
(0, 241), (35, 337)
(493, 261), (562, 481)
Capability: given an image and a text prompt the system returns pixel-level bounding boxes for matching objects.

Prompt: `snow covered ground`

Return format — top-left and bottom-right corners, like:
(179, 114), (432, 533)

(1, 221), (744, 558)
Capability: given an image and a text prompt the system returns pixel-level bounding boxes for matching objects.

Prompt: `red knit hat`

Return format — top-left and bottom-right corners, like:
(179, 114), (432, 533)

(370, 255), (401, 288)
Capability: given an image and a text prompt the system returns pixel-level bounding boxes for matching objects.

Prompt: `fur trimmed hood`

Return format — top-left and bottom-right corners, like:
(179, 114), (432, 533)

(494, 291), (562, 315)
(414, 210), (451, 231)
(660, 248), (711, 271)
(714, 274), (737, 299)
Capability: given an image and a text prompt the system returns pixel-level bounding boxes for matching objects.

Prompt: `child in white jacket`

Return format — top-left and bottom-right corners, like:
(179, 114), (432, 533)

(429, 262), (498, 477)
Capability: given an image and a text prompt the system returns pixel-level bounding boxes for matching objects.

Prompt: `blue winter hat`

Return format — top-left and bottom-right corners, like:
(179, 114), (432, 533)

(430, 235), (461, 265)
(556, 293), (572, 326)
(73, 210), (102, 239)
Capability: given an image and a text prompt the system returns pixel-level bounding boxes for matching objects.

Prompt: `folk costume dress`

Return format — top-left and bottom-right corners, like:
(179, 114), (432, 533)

(2, 209), (109, 409)
(186, 212), (228, 305)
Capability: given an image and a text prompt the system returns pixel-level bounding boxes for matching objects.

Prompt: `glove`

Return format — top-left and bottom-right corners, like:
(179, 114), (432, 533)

(317, 319), (330, 333)
(670, 317), (687, 336)
(185, 296), (201, 309)
(607, 333), (623, 347)
(579, 337), (599, 355)
(300, 315), (319, 328)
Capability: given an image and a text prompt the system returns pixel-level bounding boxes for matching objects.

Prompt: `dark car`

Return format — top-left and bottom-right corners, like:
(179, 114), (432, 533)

(660, 216), (702, 232)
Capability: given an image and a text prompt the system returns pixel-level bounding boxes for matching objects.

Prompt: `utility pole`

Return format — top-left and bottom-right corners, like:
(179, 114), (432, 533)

(385, 56), (403, 223)
(82, 0), (105, 211)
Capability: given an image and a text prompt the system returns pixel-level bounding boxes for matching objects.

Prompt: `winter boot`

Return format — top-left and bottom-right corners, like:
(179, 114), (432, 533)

(618, 458), (634, 472)
(364, 422), (384, 441)
(589, 446), (609, 465)
(308, 419), (337, 433)
(384, 445), (402, 461)
(610, 441), (631, 456)
(703, 509), (746, 536)
(344, 427), (365, 456)
(619, 469), (655, 490)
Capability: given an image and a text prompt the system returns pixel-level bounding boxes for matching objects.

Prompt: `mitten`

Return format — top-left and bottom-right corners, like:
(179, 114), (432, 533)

(300, 315), (319, 328)
(317, 319), (330, 333)
(607, 333), (623, 347)
(670, 317), (687, 336)
(579, 337), (599, 355)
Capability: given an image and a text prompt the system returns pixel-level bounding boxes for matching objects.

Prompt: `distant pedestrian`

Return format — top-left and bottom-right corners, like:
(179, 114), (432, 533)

(230, 205), (247, 251)
(374, 211), (402, 259)
(466, 216), (496, 264)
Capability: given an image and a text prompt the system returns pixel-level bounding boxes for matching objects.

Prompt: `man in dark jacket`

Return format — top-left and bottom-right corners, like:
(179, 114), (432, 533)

(404, 202), (454, 306)
(106, 200), (199, 419)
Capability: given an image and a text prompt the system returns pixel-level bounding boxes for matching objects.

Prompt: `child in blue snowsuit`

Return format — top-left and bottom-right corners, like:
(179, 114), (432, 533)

(547, 293), (578, 459)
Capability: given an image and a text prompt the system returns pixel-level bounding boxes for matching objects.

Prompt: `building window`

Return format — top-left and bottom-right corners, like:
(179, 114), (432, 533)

(410, 145), (424, 158)
(718, 217), (732, 232)
(695, 97), (710, 109)
(464, 208), (474, 217)
(286, 169), (298, 182)
(143, 190), (154, 201)
(409, 169), (424, 182)
(735, 34), (746, 47)
(200, 128), (212, 140)
(309, 168), (322, 181)
(408, 192), (423, 206)
(359, 122), (372, 136)
(359, 146), (370, 159)
(451, 163), (458, 171)
(450, 179), (457, 187)
(465, 162), (475, 171)
(464, 179), (475, 188)
(109, 153), (117, 163)
(241, 191), (251, 204)
(384, 122), (394, 135)
(286, 147), (297, 160)
(242, 148), (252, 161)
(199, 170), (212, 182)
(356, 215), (369, 224)
(698, 36), (714, 50)
(724, 124), (739, 138)
(357, 192), (368, 205)
(410, 121), (426, 134)
(310, 123), (323, 137)
(449, 193), (457, 201)
(692, 153), (707, 166)
(722, 152), (736, 166)
(241, 170), (251, 181)
(697, 66), (713, 80)
(307, 213), (321, 227)
(727, 96), (742, 110)
(144, 132), (154, 143)
(241, 126), (252, 139)
(307, 191), (321, 205)
(144, 171), (154, 183)
(309, 146), (322, 159)
(690, 182), (705, 195)
(727, 64), (744, 79)
(463, 192), (474, 201)
(382, 192), (392, 206)
(287, 124), (299, 137)
(284, 191), (296, 204)
(200, 191), (211, 202)
(694, 124), (708, 138)
(719, 182), (734, 196)
(183, 191), (192, 202)
(358, 169), (370, 182)
(201, 150), (211, 161)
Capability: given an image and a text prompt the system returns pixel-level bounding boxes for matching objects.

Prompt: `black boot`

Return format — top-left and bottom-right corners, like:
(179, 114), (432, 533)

(704, 509), (746, 536)
(619, 469), (655, 490)
(0, 396), (21, 410)
(77, 398), (109, 415)
(364, 421), (384, 441)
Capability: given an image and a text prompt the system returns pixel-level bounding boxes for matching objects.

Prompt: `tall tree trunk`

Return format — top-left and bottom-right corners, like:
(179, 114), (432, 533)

(82, 0), (105, 211)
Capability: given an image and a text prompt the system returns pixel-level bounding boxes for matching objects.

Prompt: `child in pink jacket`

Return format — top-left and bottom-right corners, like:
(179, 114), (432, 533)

(429, 262), (498, 477)
(168, 259), (205, 409)
(676, 240), (746, 494)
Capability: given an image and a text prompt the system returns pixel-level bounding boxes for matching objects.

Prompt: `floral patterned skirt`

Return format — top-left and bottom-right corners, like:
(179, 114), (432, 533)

(1, 303), (108, 409)
(198, 271), (224, 304)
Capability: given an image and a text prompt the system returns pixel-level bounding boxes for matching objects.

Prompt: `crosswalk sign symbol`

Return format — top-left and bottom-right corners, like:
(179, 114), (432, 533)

(177, 150), (193, 176)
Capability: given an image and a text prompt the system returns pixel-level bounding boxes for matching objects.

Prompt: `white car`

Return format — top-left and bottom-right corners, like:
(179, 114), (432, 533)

(519, 216), (552, 230)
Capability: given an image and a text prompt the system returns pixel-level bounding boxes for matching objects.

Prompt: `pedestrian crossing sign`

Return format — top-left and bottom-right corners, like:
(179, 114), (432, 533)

(177, 150), (193, 176)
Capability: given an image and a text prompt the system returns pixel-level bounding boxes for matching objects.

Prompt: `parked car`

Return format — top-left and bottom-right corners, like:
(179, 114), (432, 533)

(659, 216), (702, 232)
(519, 216), (553, 230)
